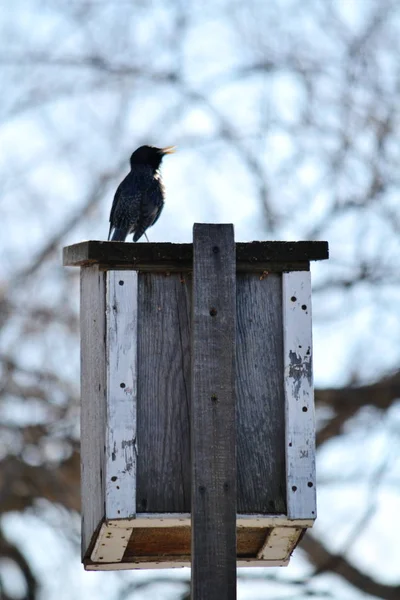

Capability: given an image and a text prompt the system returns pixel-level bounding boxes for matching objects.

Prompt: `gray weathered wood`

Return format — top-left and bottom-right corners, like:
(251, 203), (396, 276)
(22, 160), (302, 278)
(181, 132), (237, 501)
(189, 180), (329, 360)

(136, 272), (192, 513)
(63, 239), (329, 270)
(105, 270), (138, 520)
(80, 265), (106, 558)
(236, 273), (286, 514)
(283, 271), (316, 519)
(191, 224), (237, 600)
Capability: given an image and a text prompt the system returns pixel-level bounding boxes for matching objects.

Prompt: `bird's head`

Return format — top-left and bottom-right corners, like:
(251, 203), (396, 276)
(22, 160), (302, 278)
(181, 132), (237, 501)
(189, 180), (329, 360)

(130, 145), (176, 170)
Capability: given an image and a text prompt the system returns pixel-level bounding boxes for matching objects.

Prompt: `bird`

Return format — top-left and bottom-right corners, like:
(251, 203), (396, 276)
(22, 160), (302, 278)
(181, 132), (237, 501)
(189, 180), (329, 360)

(108, 145), (175, 242)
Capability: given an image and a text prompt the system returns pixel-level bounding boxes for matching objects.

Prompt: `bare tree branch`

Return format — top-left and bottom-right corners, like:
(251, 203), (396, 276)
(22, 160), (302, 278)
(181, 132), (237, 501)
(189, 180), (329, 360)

(316, 372), (400, 445)
(301, 534), (400, 600)
(0, 526), (37, 600)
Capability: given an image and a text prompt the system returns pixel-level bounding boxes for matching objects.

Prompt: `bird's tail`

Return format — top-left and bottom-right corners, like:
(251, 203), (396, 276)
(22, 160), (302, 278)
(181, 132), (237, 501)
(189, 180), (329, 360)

(133, 231), (143, 242)
(133, 226), (150, 242)
(110, 227), (129, 241)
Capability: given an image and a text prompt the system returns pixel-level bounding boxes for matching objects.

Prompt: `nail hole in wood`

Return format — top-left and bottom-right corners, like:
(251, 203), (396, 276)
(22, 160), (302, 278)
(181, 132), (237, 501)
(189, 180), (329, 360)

(209, 308), (217, 317)
(120, 382), (126, 388)
(119, 280), (124, 286)
(302, 304), (307, 310)
(291, 296), (297, 302)
(302, 406), (308, 412)
(308, 482), (313, 488)
(212, 246), (219, 254)
(111, 476), (117, 481)
(292, 485), (297, 492)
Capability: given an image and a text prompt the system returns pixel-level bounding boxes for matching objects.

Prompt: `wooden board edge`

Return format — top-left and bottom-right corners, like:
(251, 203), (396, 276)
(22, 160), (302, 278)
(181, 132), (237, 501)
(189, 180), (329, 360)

(98, 514), (315, 528)
(84, 558), (290, 570)
(63, 240), (329, 267)
(257, 526), (303, 560)
(90, 521), (135, 563)
(105, 270), (138, 519)
(283, 271), (317, 519)
(80, 265), (106, 558)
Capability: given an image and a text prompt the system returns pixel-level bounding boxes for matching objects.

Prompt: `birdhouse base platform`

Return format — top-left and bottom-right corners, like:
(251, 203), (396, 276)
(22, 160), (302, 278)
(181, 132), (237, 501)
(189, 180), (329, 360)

(84, 514), (312, 570)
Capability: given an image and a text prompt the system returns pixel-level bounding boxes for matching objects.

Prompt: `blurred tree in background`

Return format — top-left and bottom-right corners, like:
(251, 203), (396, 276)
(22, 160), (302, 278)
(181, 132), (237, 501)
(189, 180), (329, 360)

(0, 1), (400, 598)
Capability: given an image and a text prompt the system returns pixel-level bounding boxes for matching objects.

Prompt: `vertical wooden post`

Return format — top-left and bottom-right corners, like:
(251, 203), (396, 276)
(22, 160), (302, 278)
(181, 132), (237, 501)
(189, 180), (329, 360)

(191, 224), (237, 600)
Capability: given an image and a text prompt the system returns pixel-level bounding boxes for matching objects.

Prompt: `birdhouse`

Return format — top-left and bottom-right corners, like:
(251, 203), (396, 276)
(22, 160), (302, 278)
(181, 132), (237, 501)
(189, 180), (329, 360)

(63, 224), (328, 571)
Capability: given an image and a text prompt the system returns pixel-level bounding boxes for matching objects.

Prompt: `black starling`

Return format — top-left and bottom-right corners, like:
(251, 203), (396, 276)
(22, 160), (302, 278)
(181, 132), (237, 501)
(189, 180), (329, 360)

(108, 145), (175, 242)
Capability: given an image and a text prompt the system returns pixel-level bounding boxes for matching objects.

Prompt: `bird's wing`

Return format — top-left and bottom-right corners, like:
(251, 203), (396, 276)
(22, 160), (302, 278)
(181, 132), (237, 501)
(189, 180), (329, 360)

(132, 179), (165, 242)
(149, 200), (163, 227)
(146, 176), (164, 222)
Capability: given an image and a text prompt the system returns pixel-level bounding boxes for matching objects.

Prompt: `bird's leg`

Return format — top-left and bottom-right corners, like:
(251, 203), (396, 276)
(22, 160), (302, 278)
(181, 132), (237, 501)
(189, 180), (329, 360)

(144, 233), (150, 242)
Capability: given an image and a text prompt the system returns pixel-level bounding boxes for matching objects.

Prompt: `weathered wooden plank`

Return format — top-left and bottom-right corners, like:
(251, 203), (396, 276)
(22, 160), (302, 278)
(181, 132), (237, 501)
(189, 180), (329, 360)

(122, 526), (267, 560)
(91, 521), (133, 563)
(105, 271), (138, 520)
(85, 559), (192, 570)
(237, 515), (313, 528)
(98, 514), (314, 528)
(63, 239), (329, 268)
(191, 224), (237, 600)
(256, 526), (302, 560)
(85, 557), (290, 570)
(93, 260), (310, 273)
(283, 271), (316, 519)
(236, 273), (286, 514)
(80, 265), (106, 558)
(136, 272), (191, 512)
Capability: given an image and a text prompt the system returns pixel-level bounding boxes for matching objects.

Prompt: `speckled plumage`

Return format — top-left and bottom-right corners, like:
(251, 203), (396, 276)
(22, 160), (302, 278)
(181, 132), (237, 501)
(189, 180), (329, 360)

(108, 145), (174, 242)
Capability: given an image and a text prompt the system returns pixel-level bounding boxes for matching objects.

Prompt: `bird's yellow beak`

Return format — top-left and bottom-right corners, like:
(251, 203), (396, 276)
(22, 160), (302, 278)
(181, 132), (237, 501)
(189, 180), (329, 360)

(162, 146), (176, 154)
